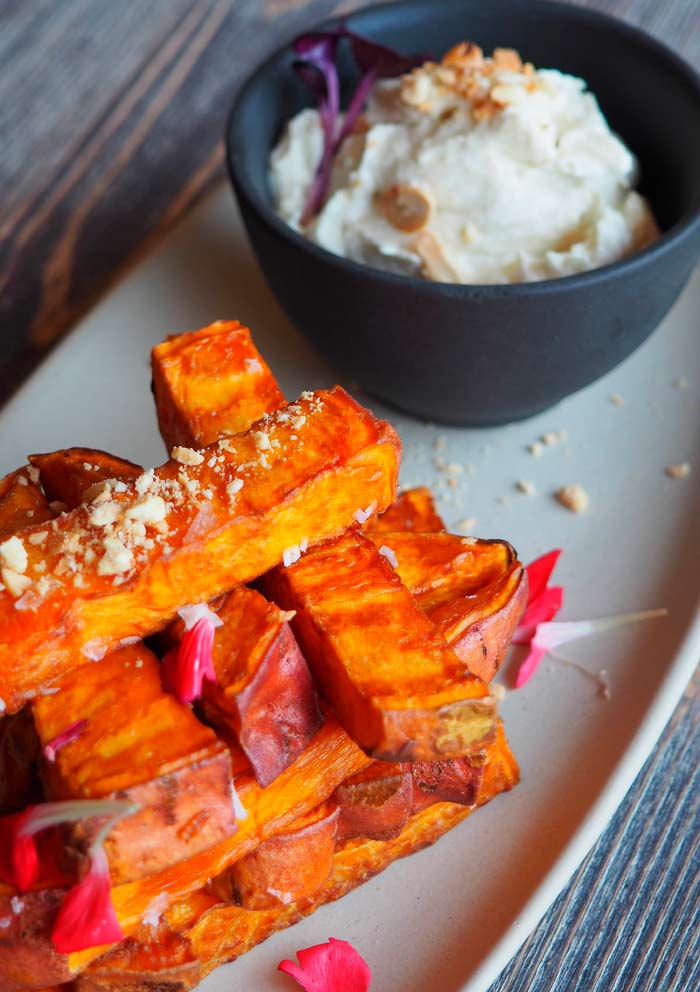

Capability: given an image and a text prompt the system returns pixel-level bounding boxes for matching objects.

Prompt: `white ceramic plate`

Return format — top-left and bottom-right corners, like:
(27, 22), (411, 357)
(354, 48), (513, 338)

(2, 189), (698, 992)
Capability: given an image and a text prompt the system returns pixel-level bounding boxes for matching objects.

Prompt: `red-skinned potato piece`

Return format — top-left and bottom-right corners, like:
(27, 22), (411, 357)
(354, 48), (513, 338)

(372, 531), (527, 683)
(28, 449), (142, 509)
(151, 321), (285, 450)
(214, 803), (339, 910)
(200, 586), (322, 788)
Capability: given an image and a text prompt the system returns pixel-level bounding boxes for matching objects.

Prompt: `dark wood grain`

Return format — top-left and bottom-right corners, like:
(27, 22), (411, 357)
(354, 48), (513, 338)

(0, 2), (698, 990)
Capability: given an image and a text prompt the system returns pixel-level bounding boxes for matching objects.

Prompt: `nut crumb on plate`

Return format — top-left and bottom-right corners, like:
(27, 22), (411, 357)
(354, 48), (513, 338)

(555, 484), (590, 513)
(515, 480), (535, 495)
(665, 462), (691, 479)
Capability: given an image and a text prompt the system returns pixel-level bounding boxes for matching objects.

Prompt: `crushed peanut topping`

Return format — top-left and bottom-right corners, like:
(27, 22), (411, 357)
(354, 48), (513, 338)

(171, 447), (205, 466)
(1, 569), (32, 597)
(0, 536), (28, 574)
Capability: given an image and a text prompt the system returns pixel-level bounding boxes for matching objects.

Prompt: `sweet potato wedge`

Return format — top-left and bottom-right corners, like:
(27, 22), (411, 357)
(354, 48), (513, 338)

(67, 715), (372, 973)
(200, 586), (322, 788)
(372, 531), (527, 683)
(0, 467), (53, 537)
(74, 723), (517, 987)
(151, 321), (285, 450)
(264, 529), (496, 762)
(0, 388), (400, 712)
(31, 645), (237, 884)
(216, 802), (340, 910)
(28, 449), (142, 510)
(367, 486), (445, 534)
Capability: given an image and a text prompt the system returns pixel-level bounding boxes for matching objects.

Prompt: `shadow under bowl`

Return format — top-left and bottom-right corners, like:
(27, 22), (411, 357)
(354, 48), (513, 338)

(227, 0), (700, 425)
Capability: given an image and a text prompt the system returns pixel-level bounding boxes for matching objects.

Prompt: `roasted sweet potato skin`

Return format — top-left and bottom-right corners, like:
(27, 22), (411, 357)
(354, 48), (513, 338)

(376, 531), (527, 683)
(218, 803), (340, 910)
(200, 586), (322, 788)
(28, 450), (142, 510)
(0, 887), (73, 991)
(0, 467), (53, 537)
(265, 529), (495, 762)
(32, 645), (237, 884)
(0, 708), (40, 815)
(0, 388), (400, 712)
(366, 486), (445, 534)
(335, 763), (413, 843)
(152, 321), (285, 450)
(75, 925), (200, 992)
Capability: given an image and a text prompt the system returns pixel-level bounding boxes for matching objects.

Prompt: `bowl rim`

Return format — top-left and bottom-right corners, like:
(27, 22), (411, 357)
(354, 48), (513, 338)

(226, 0), (700, 298)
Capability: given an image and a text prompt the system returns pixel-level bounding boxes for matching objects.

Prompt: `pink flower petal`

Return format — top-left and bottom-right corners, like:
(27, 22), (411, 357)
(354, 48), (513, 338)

(0, 809), (39, 892)
(513, 585), (564, 644)
(525, 549), (561, 603)
(279, 938), (371, 992)
(43, 719), (88, 763)
(515, 610), (667, 688)
(161, 616), (218, 704)
(51, 846), (123, 953)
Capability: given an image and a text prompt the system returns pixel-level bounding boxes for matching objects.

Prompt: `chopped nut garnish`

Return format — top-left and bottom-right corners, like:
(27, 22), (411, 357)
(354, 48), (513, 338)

(28, 531), (48, 546)
(376, 184), (431, 233)
(2, 568), (32, 597)
(226, 478), (244, 501)
(171, 446), (204, 466)
(126, 494), (167, 524)
(555, 484), (590, 513)
(528, 441), (544, 457)
(515, 480), (535, 495)
(665, 462), (691, 480)
(89, 501), (122, 527)
(0, 536), (28, 574)
(97, 537), (134, 576)
(609, 393), (624, 406)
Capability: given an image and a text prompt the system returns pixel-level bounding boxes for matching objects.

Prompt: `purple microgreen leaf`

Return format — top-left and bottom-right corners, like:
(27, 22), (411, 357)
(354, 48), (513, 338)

(342, 28), (426, 79)
(333, 68), (377, 151)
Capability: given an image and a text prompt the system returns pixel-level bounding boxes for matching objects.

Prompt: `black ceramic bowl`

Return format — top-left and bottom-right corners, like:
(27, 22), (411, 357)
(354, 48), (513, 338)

(227, 0), (700, 425)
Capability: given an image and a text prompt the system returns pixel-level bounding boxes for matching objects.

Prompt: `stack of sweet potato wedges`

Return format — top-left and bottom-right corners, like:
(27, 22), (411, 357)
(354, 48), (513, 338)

(0, 321), (527, 992)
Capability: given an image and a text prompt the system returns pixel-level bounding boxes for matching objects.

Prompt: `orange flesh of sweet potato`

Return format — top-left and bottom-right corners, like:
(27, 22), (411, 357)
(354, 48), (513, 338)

(28, 450), (142, 510)
(220, 802), (340, 910)
(366, 486), (445, 534)
(66, 715), (372, 972)
(0, 468), (54, 538)
(200, 586), (322, 788)
(373, 531), (527, 683)
(151, 321), (285, 450)
(31, 645), (237, 884)
(0, 387), (400, 712)
(264, 529), (495, 762)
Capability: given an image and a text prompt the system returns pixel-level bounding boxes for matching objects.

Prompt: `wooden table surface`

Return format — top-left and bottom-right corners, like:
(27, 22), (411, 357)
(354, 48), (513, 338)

(1, 1), (698, 989)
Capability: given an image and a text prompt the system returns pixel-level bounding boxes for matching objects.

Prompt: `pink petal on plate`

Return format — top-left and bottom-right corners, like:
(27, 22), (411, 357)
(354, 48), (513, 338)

(279, 937), (371, 992)
(513, 585), (564, 644)
(515, 610), (667, 688)
(525, 549), (562, 603)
